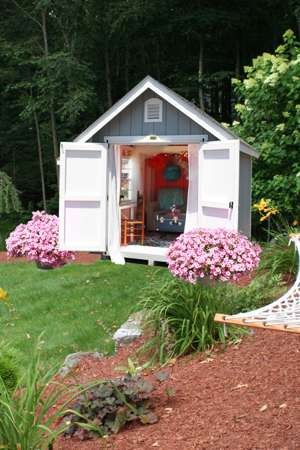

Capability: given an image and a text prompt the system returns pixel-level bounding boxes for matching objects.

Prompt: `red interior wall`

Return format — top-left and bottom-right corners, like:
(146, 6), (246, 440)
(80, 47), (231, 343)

(146, 154), (188, 202)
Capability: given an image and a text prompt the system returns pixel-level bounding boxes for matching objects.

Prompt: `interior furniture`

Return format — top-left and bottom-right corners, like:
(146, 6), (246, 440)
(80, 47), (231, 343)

(154, 187), (186, 233)
(119, 200), (137, 219)
(121, 193), (145, 245)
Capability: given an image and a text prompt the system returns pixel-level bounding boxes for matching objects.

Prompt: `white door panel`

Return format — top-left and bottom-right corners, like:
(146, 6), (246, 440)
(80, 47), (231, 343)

(59, 142), (108, 251)
(198, 140), (239, 230)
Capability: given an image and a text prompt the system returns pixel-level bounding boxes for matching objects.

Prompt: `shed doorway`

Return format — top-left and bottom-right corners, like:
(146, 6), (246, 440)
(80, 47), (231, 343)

(119, 144), (189, 263)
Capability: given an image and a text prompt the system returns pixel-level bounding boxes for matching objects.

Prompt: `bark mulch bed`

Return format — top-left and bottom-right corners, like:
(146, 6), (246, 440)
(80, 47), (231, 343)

(55, 330), (300, 450)
(0, 251), (101, 264)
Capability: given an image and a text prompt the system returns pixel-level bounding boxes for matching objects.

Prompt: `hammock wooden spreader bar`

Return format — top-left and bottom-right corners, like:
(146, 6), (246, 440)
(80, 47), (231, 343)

(214, 234), (300, 334)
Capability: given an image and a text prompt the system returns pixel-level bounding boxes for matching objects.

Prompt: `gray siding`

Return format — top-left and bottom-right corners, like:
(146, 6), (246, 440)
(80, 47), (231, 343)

(93, 89), (216, 142)
(238, 153), (252, 237)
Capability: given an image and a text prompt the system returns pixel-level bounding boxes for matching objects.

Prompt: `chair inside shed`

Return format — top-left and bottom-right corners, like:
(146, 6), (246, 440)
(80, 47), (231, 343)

(119, 144), (188, 248)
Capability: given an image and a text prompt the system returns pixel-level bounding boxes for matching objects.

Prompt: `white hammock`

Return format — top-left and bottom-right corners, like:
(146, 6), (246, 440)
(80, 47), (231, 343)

(215, 235), (300, 333)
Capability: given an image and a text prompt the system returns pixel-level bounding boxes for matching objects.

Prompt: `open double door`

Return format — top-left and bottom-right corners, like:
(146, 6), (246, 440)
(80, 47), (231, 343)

(59, 140), (240, 252)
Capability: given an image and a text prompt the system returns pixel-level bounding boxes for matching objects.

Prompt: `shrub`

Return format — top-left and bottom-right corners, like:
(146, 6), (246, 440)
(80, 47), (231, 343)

(226, 273), (286, 314)
(167, 228), (261, 283)
(63, 375), (157, 440)
(139, 278), (241, 364)
(0, 170), (21, 214)
(258, 230), (299, 280)
(0, 338), (74, 449)
(6, 210), (74, 268)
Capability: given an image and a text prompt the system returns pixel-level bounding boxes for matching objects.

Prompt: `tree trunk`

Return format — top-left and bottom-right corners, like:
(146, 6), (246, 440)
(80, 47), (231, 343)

(105, 44), (113, 107)
(221, 77), (231, 123)
(156, 38), (161, 80)
(41, 9), (59, 184)
(296, 7), (300, 39)
(124, 45), (129, 92)
(235, 40), (241, 79)
(198, 35), (205, 110)
(33, 108), (47, 211)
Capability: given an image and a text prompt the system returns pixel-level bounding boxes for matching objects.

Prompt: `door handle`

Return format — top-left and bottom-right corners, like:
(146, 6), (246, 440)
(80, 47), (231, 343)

(229, 201), (234, 209)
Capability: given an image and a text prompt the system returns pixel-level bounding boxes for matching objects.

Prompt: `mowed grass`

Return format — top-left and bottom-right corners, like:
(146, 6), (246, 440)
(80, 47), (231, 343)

(0, 260), (170, 368)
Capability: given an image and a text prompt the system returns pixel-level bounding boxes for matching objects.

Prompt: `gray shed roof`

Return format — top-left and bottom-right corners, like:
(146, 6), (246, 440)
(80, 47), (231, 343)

(74, 76), (259, 158)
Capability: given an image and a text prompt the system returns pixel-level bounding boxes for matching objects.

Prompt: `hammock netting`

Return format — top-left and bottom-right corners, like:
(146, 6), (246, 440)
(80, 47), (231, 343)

(215, 235), (300, 333)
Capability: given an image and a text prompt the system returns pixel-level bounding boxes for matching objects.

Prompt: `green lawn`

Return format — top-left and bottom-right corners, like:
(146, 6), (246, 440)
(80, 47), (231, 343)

(0, 260), (170, 368)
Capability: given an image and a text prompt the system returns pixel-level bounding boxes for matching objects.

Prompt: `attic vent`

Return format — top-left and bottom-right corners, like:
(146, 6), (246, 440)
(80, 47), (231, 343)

(144, 98), (163, 122)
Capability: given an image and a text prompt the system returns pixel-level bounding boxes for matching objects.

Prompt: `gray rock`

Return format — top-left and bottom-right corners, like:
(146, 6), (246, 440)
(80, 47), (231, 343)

(113, 311), (144, 347)
(59, 351), (103, 377)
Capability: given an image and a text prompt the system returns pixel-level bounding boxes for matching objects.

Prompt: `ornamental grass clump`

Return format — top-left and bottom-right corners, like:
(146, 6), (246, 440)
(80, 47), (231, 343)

(0, 337), (74, 450)
(167, 228), (261, 283)
(6, 210), (74, 268)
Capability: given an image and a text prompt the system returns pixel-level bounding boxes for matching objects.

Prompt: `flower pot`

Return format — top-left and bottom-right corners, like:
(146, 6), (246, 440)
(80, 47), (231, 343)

(199, 277), (218, 287)
(36, 261), (53, 270)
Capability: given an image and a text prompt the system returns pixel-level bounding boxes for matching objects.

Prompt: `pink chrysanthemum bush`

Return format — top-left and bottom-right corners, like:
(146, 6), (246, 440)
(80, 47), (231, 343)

(6, 211), (75, 268)
(167, 228), (261, 283)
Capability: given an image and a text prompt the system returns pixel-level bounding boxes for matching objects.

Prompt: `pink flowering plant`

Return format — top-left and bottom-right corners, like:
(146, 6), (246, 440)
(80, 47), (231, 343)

(167, 228), (261, 283)
(6, 211), (74, 268)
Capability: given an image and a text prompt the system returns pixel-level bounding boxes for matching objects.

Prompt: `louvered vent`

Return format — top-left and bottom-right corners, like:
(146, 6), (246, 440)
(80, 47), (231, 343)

(144, 98), (163, 122)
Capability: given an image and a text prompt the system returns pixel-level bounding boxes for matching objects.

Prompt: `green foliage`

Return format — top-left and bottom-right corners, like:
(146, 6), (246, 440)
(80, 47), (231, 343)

(0, 338), (72, 450)
(139, 278), (240, 364)
(232, 30), (300, 217)
(64, 375), (157, 440)
(0, 346), (19, 391)
(139, 272), (288, 364)
(226, 273), (286, 314)
(258, 229), (299, 279)
(0, 1), (296, 208)
(0, 171), (21, 214)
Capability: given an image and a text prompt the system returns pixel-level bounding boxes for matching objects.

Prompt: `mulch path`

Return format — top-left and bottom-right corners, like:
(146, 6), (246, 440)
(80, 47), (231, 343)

(55, 330), (300, 450)
(0, 251), (101, 264)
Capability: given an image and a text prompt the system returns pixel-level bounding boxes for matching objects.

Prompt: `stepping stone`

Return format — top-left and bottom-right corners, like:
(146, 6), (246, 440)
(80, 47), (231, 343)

(113, 311), (143, 347)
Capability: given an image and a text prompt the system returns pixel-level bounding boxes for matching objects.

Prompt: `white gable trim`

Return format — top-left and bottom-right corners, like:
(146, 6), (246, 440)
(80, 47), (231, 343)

(74, 76), (259, 158)
(104, 135), (208, 145)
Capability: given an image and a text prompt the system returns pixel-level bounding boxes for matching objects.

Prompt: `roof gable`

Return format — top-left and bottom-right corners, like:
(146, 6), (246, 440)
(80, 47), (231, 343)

(74, 76), (258, 158)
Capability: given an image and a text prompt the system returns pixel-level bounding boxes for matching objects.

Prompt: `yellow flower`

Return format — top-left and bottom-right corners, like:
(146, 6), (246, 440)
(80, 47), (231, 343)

(0, 288), (8, 301)
(253, 198), (269, 212)
(254, 198), (279, 219)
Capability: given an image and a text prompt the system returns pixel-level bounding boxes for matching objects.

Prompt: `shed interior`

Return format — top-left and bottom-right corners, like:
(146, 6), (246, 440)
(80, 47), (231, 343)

(119, 144), (188, 247)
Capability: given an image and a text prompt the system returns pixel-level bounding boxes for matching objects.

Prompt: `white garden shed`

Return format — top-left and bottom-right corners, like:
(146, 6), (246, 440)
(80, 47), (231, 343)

(59, 76), (259, 265)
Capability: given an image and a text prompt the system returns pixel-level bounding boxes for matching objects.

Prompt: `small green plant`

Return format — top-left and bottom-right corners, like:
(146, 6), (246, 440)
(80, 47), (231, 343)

(0, 337), (74, 450)
(63, 374), (157, 440)
(0, 347), (19, 391)
(139, 278), (241, 365)
(116, 357), (147, 377)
